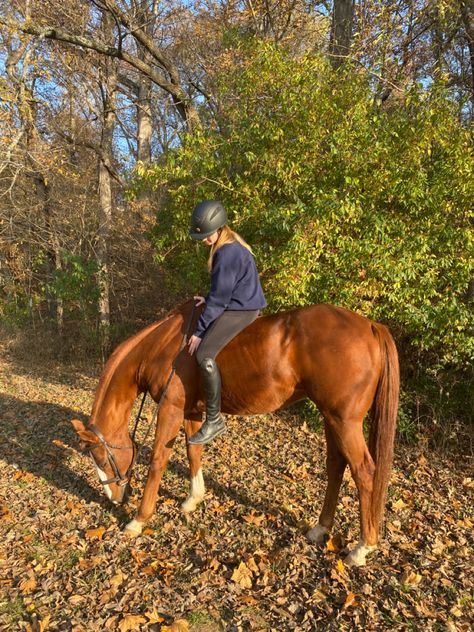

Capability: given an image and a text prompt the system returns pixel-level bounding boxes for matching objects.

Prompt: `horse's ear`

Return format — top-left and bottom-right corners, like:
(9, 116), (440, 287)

(71, 419), (98, 449)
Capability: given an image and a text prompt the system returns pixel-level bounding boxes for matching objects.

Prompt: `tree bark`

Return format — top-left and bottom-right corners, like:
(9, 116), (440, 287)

(96, 12), (117, 357)
(459, 0), (474, 116)
(329, 0), (355, 69)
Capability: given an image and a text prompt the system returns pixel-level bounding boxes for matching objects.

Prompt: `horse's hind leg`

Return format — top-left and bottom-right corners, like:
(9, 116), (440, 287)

(330, 417), (378, 566)
(182, 418), (205, 513)
(307, 423), (347, 543)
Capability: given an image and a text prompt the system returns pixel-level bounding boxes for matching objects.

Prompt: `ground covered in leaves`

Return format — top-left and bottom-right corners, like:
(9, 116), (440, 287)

(0, 350), (473, 632)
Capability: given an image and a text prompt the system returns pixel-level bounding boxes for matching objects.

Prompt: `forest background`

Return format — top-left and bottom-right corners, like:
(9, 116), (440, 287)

(1, 0), (473, 445)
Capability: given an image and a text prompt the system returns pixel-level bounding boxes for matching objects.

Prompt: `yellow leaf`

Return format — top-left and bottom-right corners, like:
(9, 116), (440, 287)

(336, 559), (346, 574)
(118, 614), (147, 632)
(401, 570), (422, 586)
(342, 591), (358, 609)
(110, 571), (126, 588)
(246, 557), (259, 573)
(392, 498), (408, 511)
(85, 526), (106, 540)
(39, 615), (51, 632)
(231, 561), (253, 588)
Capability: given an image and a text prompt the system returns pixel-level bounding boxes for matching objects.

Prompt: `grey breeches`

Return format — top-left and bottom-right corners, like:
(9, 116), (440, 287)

(195, 310), (260, 365)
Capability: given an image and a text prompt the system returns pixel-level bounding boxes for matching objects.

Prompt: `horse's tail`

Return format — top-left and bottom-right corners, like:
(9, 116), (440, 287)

(369, 323), (400, 532)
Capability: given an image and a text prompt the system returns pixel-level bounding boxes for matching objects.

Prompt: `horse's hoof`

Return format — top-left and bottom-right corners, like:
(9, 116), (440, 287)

(181, 496), (203, 513)
(123, 519), (143, 537)
(345, 542), (376, 567)
(307, 523), (329, 544)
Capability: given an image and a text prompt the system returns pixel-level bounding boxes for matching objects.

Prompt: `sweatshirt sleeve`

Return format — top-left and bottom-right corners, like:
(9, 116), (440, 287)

(194, 247), (238, 337)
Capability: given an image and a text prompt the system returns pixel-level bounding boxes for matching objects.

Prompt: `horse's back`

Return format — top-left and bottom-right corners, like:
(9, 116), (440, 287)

(218, 304), (383, 415)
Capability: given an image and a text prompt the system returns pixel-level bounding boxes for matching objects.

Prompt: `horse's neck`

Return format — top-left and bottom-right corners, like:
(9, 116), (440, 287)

(90, 308), (187, 437)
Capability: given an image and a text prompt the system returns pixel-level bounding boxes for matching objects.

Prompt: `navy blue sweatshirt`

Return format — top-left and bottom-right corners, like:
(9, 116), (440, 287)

(194, 241), (267, 337)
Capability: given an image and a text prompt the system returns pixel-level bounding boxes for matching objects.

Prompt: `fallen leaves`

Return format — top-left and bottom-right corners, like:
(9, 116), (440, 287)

(85, 526), (106, 540)
(118, 614), (147, 631)
(231, 561), (254, 588)
(0, 357), (473, 631)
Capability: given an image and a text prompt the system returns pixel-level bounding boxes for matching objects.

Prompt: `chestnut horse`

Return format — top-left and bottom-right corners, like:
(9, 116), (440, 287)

(72, 300), (399, 566)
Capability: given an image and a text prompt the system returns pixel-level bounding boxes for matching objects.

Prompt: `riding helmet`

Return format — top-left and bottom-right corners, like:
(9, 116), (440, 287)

(189, 200), (227, 240)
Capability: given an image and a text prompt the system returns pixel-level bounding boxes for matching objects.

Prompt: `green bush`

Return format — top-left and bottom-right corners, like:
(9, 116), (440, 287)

(137, 42), (473, 428)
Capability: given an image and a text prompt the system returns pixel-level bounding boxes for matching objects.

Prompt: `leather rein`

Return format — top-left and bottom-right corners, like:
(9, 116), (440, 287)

(86, 304), (196, 488)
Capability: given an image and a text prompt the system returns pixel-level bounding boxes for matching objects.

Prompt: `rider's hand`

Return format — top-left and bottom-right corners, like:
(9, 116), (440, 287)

(194, 295), (206, 307)
(188, 334), (202, 356)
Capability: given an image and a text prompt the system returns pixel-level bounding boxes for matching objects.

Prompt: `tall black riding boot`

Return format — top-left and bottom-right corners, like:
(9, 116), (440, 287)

(189, 358), (226, 445)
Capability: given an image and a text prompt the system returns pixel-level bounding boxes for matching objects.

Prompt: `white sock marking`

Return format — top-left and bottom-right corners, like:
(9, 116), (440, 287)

(182, 468), (205, 513)
(345, 540), (376, 567)
(307, 523), (329, 543)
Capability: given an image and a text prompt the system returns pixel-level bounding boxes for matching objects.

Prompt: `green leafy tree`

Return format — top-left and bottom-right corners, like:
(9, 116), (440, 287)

(140, 42), (473, 374)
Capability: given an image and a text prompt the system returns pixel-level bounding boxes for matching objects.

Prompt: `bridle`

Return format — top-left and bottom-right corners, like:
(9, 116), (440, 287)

(86, 425), (137, 487)
(84, 303), (197, 490)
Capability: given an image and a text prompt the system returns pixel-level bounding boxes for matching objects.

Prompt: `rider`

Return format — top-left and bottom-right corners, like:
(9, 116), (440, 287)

(187, 200), (266, 445)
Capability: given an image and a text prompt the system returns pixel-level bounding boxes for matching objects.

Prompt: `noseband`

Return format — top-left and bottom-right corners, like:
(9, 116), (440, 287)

(86, 425), (137, 487)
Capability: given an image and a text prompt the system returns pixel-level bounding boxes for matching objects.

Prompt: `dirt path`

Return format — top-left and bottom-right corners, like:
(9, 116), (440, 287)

(0, 354), (472, 631)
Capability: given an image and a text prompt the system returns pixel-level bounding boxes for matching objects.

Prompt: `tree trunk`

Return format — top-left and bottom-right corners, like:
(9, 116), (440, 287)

(96, 13), (118, 357)
(330, 0), (355, 69)
(460, 0), (474, 118)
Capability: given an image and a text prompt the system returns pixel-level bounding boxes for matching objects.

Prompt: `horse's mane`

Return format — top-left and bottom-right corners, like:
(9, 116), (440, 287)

(90, 302), (190, 423)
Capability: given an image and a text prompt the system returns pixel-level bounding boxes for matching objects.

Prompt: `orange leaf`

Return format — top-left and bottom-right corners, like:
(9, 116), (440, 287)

(85, 526), (106, 540)
(342, 591), (358, 609)
(19, 575), (37, 594)
(326, 533), (343, 552)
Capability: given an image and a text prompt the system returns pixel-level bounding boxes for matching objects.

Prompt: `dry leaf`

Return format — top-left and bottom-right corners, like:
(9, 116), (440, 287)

(336, 559), (346, 574)
(145, 609), (165, 624)
(243, 512), (266, 526)
(118, 614), (147, 631)
(342, 591), (358, 609)
(326, 533), (344, 552)
(231, 561), (253, 588)
(110, 571), (126, 588)
(39, 615), (51, 632)
(392, 498), (408, 511)
(19, 575), (37, 594)
(401, 570), (422, 586)
(85, 526), (106, 540)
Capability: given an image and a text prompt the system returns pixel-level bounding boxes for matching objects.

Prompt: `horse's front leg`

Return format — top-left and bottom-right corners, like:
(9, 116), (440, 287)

(124, 402), (182, 536)
(181, 417), (205, 513)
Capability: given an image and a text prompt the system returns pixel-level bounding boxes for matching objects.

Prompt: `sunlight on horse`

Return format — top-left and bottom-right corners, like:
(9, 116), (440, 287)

(71, 300), (399, 567)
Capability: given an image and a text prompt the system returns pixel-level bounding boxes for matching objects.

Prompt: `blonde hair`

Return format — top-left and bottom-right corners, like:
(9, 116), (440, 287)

(208, 225), (253, 271)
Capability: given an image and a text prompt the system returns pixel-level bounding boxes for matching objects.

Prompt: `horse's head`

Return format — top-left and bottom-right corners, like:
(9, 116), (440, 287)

(71, 419), (136, 505)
